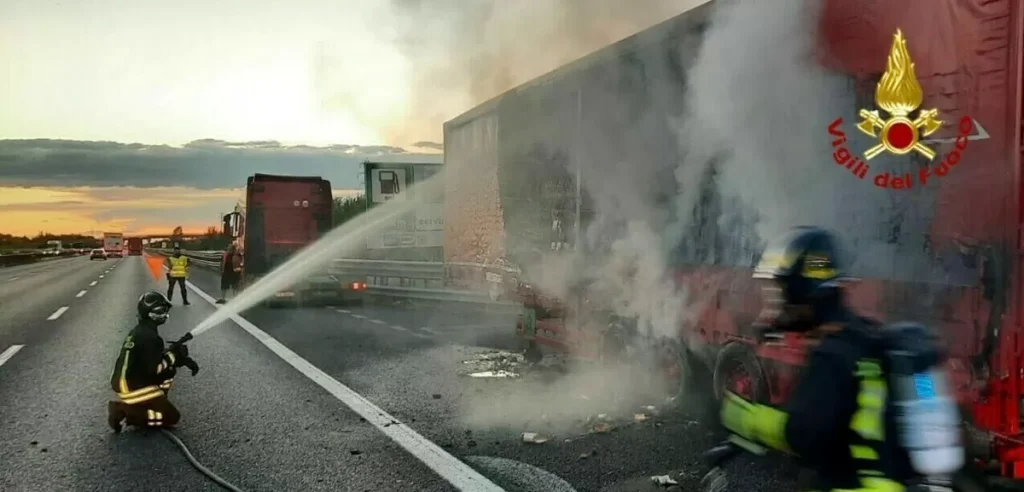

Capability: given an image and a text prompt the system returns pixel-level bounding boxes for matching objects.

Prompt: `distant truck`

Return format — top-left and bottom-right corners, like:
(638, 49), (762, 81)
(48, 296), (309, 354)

(126, 238), (143, 256)
(102, 233), (123, 258)
(221, 173), (365, 307)
(42, 240), (63, 256)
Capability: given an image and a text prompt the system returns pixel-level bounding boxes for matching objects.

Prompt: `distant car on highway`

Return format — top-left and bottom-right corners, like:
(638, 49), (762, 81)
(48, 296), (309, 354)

(90, 249), (107, 260)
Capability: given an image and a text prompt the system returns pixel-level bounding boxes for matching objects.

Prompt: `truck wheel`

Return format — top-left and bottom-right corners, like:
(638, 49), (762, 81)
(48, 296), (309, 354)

(713, 342), (766, 404)
(656, 340), (716, 419)
(523, 340), (543, 364)
(600, 329), (629, 364)
(654, 340), (693, 401)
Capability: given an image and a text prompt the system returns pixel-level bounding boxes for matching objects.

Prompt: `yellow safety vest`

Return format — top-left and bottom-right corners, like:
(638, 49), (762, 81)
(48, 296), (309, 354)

(169, 256), (189, 278)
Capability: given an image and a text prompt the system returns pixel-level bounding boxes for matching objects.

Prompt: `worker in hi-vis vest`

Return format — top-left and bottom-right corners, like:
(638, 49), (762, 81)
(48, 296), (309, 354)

(164, 245), (190, 306)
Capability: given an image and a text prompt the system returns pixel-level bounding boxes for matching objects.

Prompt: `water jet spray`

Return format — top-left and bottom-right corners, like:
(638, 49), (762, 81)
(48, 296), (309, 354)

(187, 172), (447, 337)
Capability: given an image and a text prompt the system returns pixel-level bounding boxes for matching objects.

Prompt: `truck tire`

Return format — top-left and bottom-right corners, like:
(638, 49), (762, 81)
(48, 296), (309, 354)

(523, 340), (543, 364)
(713, 342), (767, 404)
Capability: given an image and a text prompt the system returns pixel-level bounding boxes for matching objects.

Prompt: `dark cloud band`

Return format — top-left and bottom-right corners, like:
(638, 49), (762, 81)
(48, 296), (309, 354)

(0, 138), (442, 189)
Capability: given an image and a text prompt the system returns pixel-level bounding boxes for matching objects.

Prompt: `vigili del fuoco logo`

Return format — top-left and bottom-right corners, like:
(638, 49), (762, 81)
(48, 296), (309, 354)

(827, 29), (976, 190)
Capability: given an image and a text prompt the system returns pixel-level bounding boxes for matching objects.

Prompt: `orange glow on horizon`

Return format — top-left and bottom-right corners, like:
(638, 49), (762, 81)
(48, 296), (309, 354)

(0, 186), (239, 236)
(1, 185), (360, 237)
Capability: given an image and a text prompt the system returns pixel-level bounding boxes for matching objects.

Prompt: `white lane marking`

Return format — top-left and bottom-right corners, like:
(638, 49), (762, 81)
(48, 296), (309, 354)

(370, 319), (386, 325)
(182, 280), (504, 492)
(351, 314), (367, 320)
(76, 290), (87, 298)
(99, 275), (105, 279)
(335, 308), (351, 314)
(419, 326), (442, 336)
(390, 324), (409, 332)
(89, 281), (98, 286)
(8, 277), (17, 281)
(0, 345), (25, 368)
(47, 306), (69, 320)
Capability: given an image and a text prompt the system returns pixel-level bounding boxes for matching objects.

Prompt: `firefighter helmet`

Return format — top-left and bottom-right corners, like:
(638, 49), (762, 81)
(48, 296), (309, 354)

(137, 291), (172, 325)
(753, 227), (855, 331)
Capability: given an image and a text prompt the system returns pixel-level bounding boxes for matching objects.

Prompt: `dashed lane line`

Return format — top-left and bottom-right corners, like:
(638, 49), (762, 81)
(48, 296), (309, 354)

(335, 308), (351, 314)
(99, 275), (105, 279)
(89, 281), (98, 286)
(390, 324), (429, 338)
(370, 319), (386, 325)
(47, 306), (69, 320)
(351, 314), (367, 320)
(0, 345), (25, 368)
(8, 277), (17, 281)
(181, 280), (505, 492)
(419, 327), (442, 336)
(76, 290), (87, 298)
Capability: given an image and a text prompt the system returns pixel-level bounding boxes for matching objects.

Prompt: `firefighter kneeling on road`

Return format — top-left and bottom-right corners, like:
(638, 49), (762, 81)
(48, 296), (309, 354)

(107, 291), (199, 432)
(718, 226), (964, 491)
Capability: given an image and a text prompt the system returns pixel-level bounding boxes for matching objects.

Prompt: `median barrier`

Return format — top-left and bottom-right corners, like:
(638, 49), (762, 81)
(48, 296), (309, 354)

(145, 248), (520, 313)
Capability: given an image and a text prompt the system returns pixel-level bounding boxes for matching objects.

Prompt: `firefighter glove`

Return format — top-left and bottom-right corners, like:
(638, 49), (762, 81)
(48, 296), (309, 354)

(170, 343), (189, 360)
(180, 356), (200, 376)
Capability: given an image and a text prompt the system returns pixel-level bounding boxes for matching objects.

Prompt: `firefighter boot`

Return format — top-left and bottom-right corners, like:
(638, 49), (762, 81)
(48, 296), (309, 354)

(107, 401), (125, 433)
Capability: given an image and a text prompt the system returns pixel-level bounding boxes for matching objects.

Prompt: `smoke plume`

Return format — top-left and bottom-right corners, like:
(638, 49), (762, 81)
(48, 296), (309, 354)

(378, 0), (711, 144)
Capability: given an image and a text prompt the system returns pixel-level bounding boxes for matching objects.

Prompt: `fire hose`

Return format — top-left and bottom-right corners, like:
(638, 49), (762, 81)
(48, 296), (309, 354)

(159, 333), (248, 492)
(160, 429), (247, 492)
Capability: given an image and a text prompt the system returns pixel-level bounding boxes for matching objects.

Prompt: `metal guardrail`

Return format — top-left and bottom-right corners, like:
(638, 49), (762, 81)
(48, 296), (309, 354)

(0, 250), (82, 267)
(149, 249), (222, 268)
(146, 249), (520, 308)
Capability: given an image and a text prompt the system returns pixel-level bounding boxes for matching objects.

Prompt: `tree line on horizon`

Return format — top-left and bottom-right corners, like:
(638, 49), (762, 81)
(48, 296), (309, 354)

(2, 194), (369, 253)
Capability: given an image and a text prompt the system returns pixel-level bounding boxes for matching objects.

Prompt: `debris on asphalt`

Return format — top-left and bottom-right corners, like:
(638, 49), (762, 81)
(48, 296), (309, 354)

(633, 413), (649, 423)
(349, 450), (362, 456)
(459, 349), (526, 378)
(473, 350), (523, 362)
(432, 393), (442, 399)
(585, 413), (616, 434)
(522, 432), (550, 444)
(468, 370), (519, 378)
(578, 450), (598, 460)
(650, 475), (678, 486)
(467, 440), (478, 447)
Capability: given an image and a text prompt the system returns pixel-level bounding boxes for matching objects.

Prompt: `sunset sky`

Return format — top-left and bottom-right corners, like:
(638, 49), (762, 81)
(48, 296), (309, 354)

(0, 0), (698, 236)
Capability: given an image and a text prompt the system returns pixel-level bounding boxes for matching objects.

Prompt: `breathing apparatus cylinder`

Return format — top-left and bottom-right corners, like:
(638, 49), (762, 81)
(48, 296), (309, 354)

(883, 322), (964, 477)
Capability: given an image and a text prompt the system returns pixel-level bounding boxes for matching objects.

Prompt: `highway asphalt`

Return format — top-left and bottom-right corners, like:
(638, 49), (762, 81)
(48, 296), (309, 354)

(0, 256), (794, 492)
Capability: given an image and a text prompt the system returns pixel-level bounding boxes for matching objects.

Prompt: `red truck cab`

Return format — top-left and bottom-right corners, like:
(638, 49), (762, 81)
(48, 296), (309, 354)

(221, 174), (358, 306)
(126, 238), (143, 256)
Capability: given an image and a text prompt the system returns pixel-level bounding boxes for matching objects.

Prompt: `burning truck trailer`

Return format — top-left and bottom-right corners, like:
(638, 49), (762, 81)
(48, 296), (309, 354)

(442, 0), (1024, 486)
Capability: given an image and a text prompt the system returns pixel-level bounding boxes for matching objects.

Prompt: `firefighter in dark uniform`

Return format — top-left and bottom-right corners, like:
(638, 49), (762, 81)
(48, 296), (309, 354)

(719, 227), (906, 491)
(107, 291), (199, 432)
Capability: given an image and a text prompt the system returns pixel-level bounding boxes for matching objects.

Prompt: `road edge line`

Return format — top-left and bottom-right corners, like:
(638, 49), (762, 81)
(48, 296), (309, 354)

(182, 278), (505, 492)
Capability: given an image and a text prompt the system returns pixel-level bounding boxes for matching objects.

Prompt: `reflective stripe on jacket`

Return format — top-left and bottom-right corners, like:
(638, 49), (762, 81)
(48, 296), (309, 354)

(169, 256), (189, 278)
